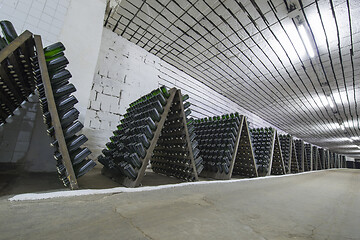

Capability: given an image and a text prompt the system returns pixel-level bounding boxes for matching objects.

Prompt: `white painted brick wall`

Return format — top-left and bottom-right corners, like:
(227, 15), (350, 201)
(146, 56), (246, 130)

(84, 28), (276, 153)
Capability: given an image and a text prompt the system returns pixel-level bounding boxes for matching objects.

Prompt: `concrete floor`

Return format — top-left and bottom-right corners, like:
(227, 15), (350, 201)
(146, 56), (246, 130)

(0, 169), (359, 240)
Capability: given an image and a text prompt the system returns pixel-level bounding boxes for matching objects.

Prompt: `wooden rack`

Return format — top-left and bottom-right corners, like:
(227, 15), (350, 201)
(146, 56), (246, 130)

(34, 35), (78, 190)
(102, 88), (201, 187)
(196, 115), (243, 180)
(304, 143), (312, 171)
(294, 139), (304, 172)
(269, 131), (286, 175)
(289, 139), (299, 173)
(151, 89), (200, 182)
(232, 116), (258, 178)
(0, 30), (36, 124)
(279, 135), (299, 174)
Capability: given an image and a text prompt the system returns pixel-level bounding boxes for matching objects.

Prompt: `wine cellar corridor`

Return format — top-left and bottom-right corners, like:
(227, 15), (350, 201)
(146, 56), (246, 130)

(0, 0), (359, 240)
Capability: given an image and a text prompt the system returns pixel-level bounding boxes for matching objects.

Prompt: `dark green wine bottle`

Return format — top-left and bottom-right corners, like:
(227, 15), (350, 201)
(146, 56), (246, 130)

(74, 159), (96, 178)
(53, 83), (76, 98)
(51, 134), (88, 152)
(45, 51), (65, 62)
(44, 42), (65, 58)
(47, 56), (69, 73)
(0, 37), (7, 49)
(0, 20), (18, 43)
(160, 85), (170, 98)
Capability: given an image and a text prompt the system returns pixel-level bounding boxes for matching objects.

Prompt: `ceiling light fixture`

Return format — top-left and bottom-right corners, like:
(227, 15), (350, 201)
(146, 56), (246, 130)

(327, 96), (335, 108)
(298, 24), (315, 58)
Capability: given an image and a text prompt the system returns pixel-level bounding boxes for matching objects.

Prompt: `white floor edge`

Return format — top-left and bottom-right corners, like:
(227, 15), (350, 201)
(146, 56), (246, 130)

(8, 169), (341, 201)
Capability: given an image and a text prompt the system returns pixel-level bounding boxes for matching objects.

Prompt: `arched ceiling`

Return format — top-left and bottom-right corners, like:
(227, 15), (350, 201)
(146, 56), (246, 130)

(104, 0), (360, 158)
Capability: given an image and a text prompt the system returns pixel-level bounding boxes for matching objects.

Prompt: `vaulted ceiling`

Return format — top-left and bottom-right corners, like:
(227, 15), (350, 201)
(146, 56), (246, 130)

(104, 0), (360, 158)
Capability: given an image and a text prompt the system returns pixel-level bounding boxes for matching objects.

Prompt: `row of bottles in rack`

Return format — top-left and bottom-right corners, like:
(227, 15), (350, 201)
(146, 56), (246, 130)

(35, 41), (96, 186)
(0, 20), (36, 124)
(193, 113), (241, 175)
(249, 128), (274, 176)
(98, 86), (172, 181)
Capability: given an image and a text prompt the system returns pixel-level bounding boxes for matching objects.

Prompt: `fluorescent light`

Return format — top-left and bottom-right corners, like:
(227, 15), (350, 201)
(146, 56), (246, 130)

(340, 124), (345, 130)
(350, 136), (360, 140)
(298, 24), (315, 58)
(327, 96), (334, 108)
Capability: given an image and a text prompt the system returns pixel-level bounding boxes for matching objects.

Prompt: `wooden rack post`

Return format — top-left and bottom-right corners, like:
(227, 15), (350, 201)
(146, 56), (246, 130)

(34, 35), (78, 190)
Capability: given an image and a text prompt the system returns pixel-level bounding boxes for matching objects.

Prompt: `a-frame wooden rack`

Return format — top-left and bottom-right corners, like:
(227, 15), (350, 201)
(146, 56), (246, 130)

(289, 139), (300, 173)
(34, 35), (80, 189)
(279, 135), (299, 174)
(1, 31), (82, 189)
(232, 116), (258, 178)
(269, 131), (286, 175)
(195, 115), (245, 180)
(102, 88), (201, 187)
(304, 143), (312, 171)
(250, 128), (285, 177)
(294, 139), (304, 172)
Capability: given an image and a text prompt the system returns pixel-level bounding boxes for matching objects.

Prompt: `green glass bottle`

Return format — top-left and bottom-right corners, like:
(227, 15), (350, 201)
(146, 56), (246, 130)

(160, 85), (170, 98)
(0, 20), (18, 43)
(44, 42), (65, 58)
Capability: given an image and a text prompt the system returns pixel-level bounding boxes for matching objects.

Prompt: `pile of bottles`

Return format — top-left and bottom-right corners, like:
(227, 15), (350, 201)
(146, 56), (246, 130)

(151, 91), (204, 181)
(193, 113), (241, 175)
(294, 139), (303, 171)
(304, 144), (312, 171)
(35, 42), (96, 186)
(98, 86), (170, 181)
(279, 134), (291, 173)
(250, 127), (274, 176)
(0, 20), (36, 125)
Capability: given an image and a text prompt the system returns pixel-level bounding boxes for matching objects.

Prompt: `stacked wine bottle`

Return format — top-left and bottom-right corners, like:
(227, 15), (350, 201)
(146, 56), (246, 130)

(294, 139), (304, 172)
(250, 127), (274, 176)
(279, 134), (291, 173)
(0, 20), (36, 124)
(98, 86), (170, 185)
(35, 42), (96, 187)
(304, 144), (312, 171)
(232, 117), (258, 178)
(193, 113), (241, 178)
(151, 90), (204, 181)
